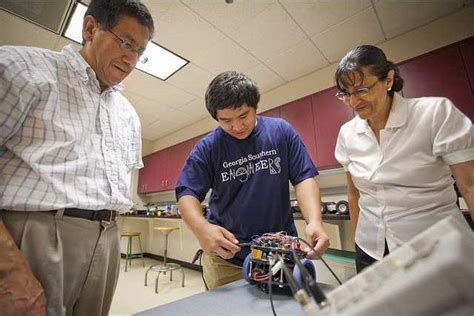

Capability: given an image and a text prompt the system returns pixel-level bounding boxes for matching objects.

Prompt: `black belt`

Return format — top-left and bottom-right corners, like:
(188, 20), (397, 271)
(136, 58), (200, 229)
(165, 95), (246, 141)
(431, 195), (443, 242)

(61, 208), (118, 222)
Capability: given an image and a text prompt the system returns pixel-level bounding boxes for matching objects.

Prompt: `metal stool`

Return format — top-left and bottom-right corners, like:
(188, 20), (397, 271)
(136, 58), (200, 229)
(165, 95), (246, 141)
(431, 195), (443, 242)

(120, 231), (145, 272)
(144, 226), (185, 293)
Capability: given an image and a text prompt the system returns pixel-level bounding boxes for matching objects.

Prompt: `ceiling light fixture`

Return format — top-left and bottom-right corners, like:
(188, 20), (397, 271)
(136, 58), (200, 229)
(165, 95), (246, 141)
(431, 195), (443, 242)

(63, 2), (188, 80)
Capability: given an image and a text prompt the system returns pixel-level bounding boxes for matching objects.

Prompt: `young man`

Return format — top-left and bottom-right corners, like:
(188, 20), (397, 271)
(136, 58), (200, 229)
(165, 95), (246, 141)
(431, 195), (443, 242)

(0, 0), (154, 315)
(176, 71), (330, 289)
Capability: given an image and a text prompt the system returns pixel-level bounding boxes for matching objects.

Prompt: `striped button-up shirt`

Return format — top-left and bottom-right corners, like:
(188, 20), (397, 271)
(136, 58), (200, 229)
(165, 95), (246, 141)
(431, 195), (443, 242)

(0, 45), (143, 212)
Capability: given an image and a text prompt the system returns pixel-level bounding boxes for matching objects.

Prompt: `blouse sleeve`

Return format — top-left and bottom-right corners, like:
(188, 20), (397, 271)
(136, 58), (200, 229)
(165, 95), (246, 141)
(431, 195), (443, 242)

(432, 98), (474, 165)
(335, 127), (350, 171)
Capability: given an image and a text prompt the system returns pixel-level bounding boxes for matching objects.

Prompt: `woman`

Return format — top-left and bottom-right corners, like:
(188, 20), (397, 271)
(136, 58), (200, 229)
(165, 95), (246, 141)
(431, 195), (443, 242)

(334, 45), (474, 273)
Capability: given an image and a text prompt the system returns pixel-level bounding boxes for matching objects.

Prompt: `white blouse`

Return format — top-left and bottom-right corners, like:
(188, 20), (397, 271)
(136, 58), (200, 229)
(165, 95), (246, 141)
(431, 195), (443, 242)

(335, 93), (473, 260)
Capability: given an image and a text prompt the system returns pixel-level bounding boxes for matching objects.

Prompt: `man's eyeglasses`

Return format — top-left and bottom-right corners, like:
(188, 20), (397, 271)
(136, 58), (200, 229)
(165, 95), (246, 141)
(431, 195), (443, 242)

(335, 80), (378, 102)
(107, 29), (148, 64)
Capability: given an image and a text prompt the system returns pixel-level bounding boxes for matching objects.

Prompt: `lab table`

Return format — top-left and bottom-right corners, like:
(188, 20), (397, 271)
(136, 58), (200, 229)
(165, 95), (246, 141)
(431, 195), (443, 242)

(133, 279), (334, 315)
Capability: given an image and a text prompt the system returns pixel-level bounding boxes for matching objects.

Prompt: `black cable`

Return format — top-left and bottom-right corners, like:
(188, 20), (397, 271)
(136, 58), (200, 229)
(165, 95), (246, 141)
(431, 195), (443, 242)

(268, 261), (277, 316)
(290, 243), (327, 304)
(292, 237), (342, 285)
(192, 249), (209, 291)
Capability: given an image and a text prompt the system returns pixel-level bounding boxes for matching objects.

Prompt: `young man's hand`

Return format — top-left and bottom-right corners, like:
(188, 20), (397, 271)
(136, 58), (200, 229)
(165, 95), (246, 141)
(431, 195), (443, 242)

(195, 223), (241, 259)
(304, 222), (330, 259)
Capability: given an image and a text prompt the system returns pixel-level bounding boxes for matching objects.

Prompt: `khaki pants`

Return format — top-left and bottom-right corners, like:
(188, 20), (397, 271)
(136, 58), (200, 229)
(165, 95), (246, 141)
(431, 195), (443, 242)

(0, 210), (120, 316)
(202, 253), (243, 289)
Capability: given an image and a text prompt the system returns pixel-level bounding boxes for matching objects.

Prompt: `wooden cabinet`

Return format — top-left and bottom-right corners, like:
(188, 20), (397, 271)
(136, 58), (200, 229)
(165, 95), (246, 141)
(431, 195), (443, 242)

(260, 107), (280, 118)
(312, 87), (354, 169)
(398, 43), (474, 120)
(280, 96), (318, 164)
(166, 136), (200, 189)
(138, 136), (201, 194)
(138, 150), (167, 193)
(460, 36), (474, 93)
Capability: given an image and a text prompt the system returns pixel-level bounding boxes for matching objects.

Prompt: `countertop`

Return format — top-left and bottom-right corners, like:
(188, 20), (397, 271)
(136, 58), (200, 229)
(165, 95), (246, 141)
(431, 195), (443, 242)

(121, 213), (350, 220)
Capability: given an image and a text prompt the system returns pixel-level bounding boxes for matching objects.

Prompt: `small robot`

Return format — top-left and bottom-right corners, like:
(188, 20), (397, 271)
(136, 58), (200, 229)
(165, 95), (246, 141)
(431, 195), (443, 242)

(242, 232), (316, 292)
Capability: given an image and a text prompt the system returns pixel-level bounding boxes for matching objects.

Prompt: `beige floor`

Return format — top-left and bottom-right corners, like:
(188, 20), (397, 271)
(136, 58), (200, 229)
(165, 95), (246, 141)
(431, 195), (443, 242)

(110, 258), (206, 315)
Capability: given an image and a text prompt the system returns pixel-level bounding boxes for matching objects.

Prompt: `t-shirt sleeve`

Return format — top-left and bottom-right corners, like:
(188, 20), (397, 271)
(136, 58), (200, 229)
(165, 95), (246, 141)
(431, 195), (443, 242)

(283, 120), (318, 186)
(335, 127), (350, 171)
(431, 98), (474, 165)
(175, 140), (213, 202)
(0, 47), (39, 146)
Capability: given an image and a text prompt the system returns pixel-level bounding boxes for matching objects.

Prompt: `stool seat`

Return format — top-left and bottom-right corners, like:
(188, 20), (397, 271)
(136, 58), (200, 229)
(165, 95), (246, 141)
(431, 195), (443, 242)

(145, 226), (185, 293)
(121, 231), (141, 237)
(120, 231), (145, 272)
(153, 226), (179, 233)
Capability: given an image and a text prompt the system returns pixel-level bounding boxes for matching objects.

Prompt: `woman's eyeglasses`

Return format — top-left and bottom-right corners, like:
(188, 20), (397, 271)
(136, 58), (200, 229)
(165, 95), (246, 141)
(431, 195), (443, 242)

(335, 80), (378, 102)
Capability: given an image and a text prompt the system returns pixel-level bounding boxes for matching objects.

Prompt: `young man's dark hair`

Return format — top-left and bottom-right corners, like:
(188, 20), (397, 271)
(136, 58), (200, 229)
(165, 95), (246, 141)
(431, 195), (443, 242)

(205, 71), (260, 120)
(83, 0), (154, 42)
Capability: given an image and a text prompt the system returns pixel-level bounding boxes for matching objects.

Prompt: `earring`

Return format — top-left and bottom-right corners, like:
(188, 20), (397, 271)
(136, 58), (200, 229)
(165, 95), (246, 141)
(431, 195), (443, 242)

(387, 87), (392, 91)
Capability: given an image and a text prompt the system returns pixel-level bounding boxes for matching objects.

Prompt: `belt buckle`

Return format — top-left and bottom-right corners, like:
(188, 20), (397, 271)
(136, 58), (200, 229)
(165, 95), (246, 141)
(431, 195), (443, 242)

(101, 210), (114, 225)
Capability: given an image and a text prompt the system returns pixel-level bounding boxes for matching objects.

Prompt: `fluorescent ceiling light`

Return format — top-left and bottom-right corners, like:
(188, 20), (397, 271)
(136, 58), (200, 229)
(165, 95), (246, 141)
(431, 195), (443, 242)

(64, 2), (87, 42)
(136, 43), (188, 80)
(63, 2), (188, 80)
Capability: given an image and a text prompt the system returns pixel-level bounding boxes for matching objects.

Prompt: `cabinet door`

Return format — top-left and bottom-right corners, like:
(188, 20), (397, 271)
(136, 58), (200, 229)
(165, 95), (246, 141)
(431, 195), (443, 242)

(137, 154), (153, 194)
(260, 107), (280, 118)
(398, 44), (474, 120)
(312, 87), (354, 169)
(280, 96), (318, 164)
(166, 136), (201, 190)
(147, 149), (168, 192)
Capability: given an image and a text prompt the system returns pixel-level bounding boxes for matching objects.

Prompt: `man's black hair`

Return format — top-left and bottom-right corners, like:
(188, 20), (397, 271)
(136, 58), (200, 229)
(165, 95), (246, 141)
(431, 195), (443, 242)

(205, 71), (260, 120)
(83, 0), (154, 42)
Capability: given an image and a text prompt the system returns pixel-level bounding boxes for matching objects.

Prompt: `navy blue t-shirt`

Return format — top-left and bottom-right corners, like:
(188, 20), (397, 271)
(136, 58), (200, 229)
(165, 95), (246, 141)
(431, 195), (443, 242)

(175, 116), (318, 265)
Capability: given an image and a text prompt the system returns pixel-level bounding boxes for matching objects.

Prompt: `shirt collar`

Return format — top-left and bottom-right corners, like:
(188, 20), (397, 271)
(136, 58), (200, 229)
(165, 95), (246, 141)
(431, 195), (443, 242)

(62, 44), (124, 92)
(355, 92), (407, 134)
(385, 93), (408, 129)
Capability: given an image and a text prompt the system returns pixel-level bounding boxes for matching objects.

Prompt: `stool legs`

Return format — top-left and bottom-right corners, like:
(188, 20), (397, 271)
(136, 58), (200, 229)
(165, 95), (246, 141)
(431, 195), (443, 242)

(144, 229), (185, 293)
(121, 233), (144, 272)
(138, 235), (145, 267)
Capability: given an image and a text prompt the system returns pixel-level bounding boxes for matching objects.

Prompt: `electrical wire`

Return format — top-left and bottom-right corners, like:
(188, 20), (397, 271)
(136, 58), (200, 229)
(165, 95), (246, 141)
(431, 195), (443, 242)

(192, 249), (209, 290)
(267, 261), (277, 316)
(292, 237), (342, 285)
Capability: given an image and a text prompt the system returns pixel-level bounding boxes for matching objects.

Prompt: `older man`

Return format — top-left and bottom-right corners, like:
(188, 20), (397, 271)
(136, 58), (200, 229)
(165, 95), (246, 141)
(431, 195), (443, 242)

(0, 0), (154, 314)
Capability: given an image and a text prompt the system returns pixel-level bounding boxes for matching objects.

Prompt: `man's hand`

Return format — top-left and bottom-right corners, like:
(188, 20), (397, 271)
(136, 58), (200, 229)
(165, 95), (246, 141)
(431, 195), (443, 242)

(304, 222), (330, 259)
(195, 223), (241, 259)
(0, 219), (46, 316)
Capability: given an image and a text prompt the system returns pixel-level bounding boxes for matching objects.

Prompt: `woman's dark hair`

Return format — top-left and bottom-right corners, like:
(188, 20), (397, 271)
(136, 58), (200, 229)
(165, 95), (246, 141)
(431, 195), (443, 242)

(205, 71), (260, 120)
(84, 0), (154, 40)
(335, 45), (404, 97)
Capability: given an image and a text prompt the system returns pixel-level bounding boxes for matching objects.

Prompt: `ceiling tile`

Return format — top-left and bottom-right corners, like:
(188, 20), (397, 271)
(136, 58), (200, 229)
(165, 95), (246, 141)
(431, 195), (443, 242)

(182, 0), (275, 35)
(152, 1), (225, 61)
(312, 7), (385, 63)
(177, 99), (209, 120)
(375, 0), (465, 39)
(166, 63), (214, 97)
(266, 39), (329, 81)
(123, 70), (195, 109)
(0, 10), (59, 49)
(192, 36), (261, 75)
(245, 63), (285, 94)
(280, 0), (371, 38)
(229, 2), (307, 62)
